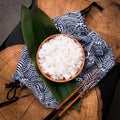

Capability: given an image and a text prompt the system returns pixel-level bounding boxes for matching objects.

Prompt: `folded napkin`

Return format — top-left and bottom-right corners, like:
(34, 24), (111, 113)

(13, 11), (115, 108)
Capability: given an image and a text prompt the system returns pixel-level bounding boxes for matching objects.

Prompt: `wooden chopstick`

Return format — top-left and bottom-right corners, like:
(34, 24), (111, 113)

(54, 76), (101, 120)
(44, 68), (100, 120)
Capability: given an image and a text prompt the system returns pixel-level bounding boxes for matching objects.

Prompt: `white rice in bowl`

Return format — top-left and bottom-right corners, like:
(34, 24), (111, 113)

(37, 34), (85, 81)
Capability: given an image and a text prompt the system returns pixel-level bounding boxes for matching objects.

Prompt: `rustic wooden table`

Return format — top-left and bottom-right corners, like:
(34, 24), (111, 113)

(0, 0), (120, 120)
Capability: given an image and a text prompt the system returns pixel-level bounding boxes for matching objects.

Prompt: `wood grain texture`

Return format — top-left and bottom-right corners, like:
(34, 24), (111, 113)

(0, 45), (102, 120)
(36, 0), (120, 63)
(0, 0), (120, 119)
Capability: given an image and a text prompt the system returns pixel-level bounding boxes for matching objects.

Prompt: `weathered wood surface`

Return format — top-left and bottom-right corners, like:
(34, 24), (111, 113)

(0, 0), (120, 120)
(37, 0), (120, 63)
(0, 45), (102, 120)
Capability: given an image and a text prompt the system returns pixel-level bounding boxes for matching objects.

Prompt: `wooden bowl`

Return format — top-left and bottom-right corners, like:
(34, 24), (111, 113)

(36, 34), (85, 83)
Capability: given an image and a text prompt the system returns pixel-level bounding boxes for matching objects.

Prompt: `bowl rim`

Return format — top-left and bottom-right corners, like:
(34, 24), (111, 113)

(36, 33), (85, 83)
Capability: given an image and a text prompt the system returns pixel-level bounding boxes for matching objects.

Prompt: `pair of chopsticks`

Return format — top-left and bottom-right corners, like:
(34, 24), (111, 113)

(44, 68), (101, 120)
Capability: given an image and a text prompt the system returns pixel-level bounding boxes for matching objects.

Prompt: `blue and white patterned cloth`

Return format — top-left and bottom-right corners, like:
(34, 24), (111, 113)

(13, 11), (115, 108)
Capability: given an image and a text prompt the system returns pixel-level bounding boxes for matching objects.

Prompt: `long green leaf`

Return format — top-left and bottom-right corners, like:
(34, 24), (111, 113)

(21, 5), (79, 108)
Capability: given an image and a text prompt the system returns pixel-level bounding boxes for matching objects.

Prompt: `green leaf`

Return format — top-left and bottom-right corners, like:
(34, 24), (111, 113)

(21, 5), (80, 109)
